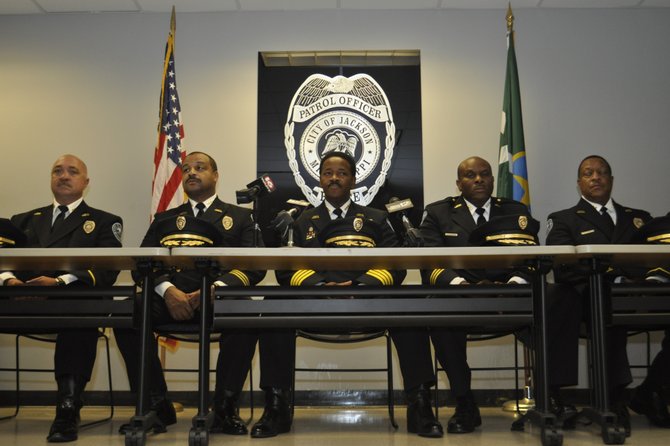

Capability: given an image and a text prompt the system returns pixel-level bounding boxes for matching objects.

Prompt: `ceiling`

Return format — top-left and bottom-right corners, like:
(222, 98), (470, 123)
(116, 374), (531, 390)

(2, 0), (670, 15)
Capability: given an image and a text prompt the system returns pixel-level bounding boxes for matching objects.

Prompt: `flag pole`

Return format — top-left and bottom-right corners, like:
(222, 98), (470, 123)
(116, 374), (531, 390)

(500, 2), (536, 415)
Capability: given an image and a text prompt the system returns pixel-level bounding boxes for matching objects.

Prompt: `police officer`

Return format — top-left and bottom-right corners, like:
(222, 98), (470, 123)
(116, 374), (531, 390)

(546, 155), (653, 436)
(0, 154), (123, 442)
(273, 150), (443, 438)
(114, 152), (285, 436)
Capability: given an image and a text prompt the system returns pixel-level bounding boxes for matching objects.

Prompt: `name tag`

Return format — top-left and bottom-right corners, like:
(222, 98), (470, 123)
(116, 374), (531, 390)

(443, 232), (459, 237)
(580, 229), (595, 235)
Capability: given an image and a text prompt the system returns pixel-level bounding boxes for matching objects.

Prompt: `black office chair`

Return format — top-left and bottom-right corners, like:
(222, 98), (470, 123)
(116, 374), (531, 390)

(0, 329), (114, 427)
(292, 328), (397, 428)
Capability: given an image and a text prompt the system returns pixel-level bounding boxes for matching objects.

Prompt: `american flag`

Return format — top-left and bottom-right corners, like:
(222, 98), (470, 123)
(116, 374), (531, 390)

(151, 9), (186, 221)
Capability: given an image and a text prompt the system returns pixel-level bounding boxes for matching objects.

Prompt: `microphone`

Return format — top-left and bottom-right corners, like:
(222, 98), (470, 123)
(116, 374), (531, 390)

(269, 199), (311, 242)
(236, 174), (276, 204)
(385, 197), (424, 247)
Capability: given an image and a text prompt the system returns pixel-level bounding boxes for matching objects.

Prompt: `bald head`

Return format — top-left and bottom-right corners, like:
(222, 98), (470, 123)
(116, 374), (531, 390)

(456, 156), (494, 207)
(50, 154), (90, 205)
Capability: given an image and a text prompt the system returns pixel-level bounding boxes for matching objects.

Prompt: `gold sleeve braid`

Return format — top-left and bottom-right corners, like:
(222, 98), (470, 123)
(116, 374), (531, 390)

(228, 269), (250, 286)
(290, 269), (316, 286)
(87, 270), (96, 286)
(429, 268), (445, 285)
(365, 269), (394, 286)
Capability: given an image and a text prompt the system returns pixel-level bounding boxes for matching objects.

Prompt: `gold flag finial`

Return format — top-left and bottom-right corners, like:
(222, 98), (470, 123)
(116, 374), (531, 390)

(170, 5), (176, 35)
(506, 2), (514, 33)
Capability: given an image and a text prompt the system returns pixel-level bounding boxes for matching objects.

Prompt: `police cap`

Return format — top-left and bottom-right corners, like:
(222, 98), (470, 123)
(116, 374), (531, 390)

(155, 214), (222, 247)
(468, 214), (539, 246)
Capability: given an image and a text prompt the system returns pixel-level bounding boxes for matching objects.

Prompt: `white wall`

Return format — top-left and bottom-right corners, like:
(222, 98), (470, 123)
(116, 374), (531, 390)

(1, 8), (668, 393)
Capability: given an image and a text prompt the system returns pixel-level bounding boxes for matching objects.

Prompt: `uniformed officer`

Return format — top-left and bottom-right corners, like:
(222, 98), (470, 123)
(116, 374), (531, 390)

(273, 150), (443, 438)
(0, 154), (123, 442)
(113, 152), (283, 436)
(546, 155), (653, 436)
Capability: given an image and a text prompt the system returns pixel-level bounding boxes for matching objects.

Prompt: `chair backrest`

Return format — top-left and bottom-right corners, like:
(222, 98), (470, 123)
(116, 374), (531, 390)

(296, 329), (387, 344)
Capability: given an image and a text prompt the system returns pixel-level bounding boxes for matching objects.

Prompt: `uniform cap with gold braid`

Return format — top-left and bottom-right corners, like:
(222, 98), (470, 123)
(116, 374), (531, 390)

(0, 218), (26, 248)
(317, 216), (382, 248)
(155, 214), (222, 247)
(468, 214), (539, 246)
(638, 215), (670, 244)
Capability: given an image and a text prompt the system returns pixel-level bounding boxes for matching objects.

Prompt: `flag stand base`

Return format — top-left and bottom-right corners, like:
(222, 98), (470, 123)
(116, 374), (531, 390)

(502, 385), (535, 414)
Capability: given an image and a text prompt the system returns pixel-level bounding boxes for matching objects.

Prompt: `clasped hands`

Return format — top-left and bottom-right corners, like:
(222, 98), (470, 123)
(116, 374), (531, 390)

(164, 285), (217, 320)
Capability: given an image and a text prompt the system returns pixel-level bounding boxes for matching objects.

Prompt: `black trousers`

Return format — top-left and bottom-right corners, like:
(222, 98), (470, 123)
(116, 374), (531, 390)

(642, 329), (670, 390)
(113, 293), (295, 398)
(389, 328), (437, 392)
(53, 328), (100, 381)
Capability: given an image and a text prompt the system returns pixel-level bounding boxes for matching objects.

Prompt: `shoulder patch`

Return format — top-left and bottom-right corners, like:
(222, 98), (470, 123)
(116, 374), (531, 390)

(112, 222), (123, 242)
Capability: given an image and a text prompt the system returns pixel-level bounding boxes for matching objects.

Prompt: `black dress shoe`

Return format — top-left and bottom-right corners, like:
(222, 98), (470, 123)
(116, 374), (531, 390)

(629, 386), (670, 428)
(210, 390), (248, 435)
(548, 391), (579, 429)
(611, 401), (631, 437)
(406, 384), (443, 438)
(118, 394), (177, 434)
(447, 395), (482, 434)
(250, 388), (292, 438)
(47, 399), (81, 443)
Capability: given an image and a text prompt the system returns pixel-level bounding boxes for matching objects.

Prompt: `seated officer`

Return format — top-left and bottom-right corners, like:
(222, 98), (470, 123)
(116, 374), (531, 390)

(546, 155), (652, 436)
(420, 156), (580, 432)
(0, 154), (123, 443)
(114, 151), (282, 436)
(628, 214), (670, 428)
(273, 150), (443, 438)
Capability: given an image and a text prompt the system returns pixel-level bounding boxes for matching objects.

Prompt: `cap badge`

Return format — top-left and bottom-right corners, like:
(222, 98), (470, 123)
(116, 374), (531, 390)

(518, 215), (528, 230)
(353, 217), (363, 232)
(176, 216), (186, 231)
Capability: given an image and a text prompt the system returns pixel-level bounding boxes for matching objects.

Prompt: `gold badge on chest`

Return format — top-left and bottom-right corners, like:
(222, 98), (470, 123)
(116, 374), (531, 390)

(306, 226), (316, 240)
(83, 220), (96, 234)
(633, 218), (644, 229)
(176, 216), (186, 230)
(222, 216), (233, 231)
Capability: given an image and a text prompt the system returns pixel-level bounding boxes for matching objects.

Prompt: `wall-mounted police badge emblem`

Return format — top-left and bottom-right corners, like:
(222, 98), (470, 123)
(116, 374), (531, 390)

(284, 73), (395, 206)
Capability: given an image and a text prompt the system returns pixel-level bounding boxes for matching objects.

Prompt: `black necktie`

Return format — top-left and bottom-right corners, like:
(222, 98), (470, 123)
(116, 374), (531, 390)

(333, 208), (343, 220)
(51, 205), (69, 233)
(475, 208), (486, 226)
(600, 206), (615, 232)
(195, 202), (206, 219)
